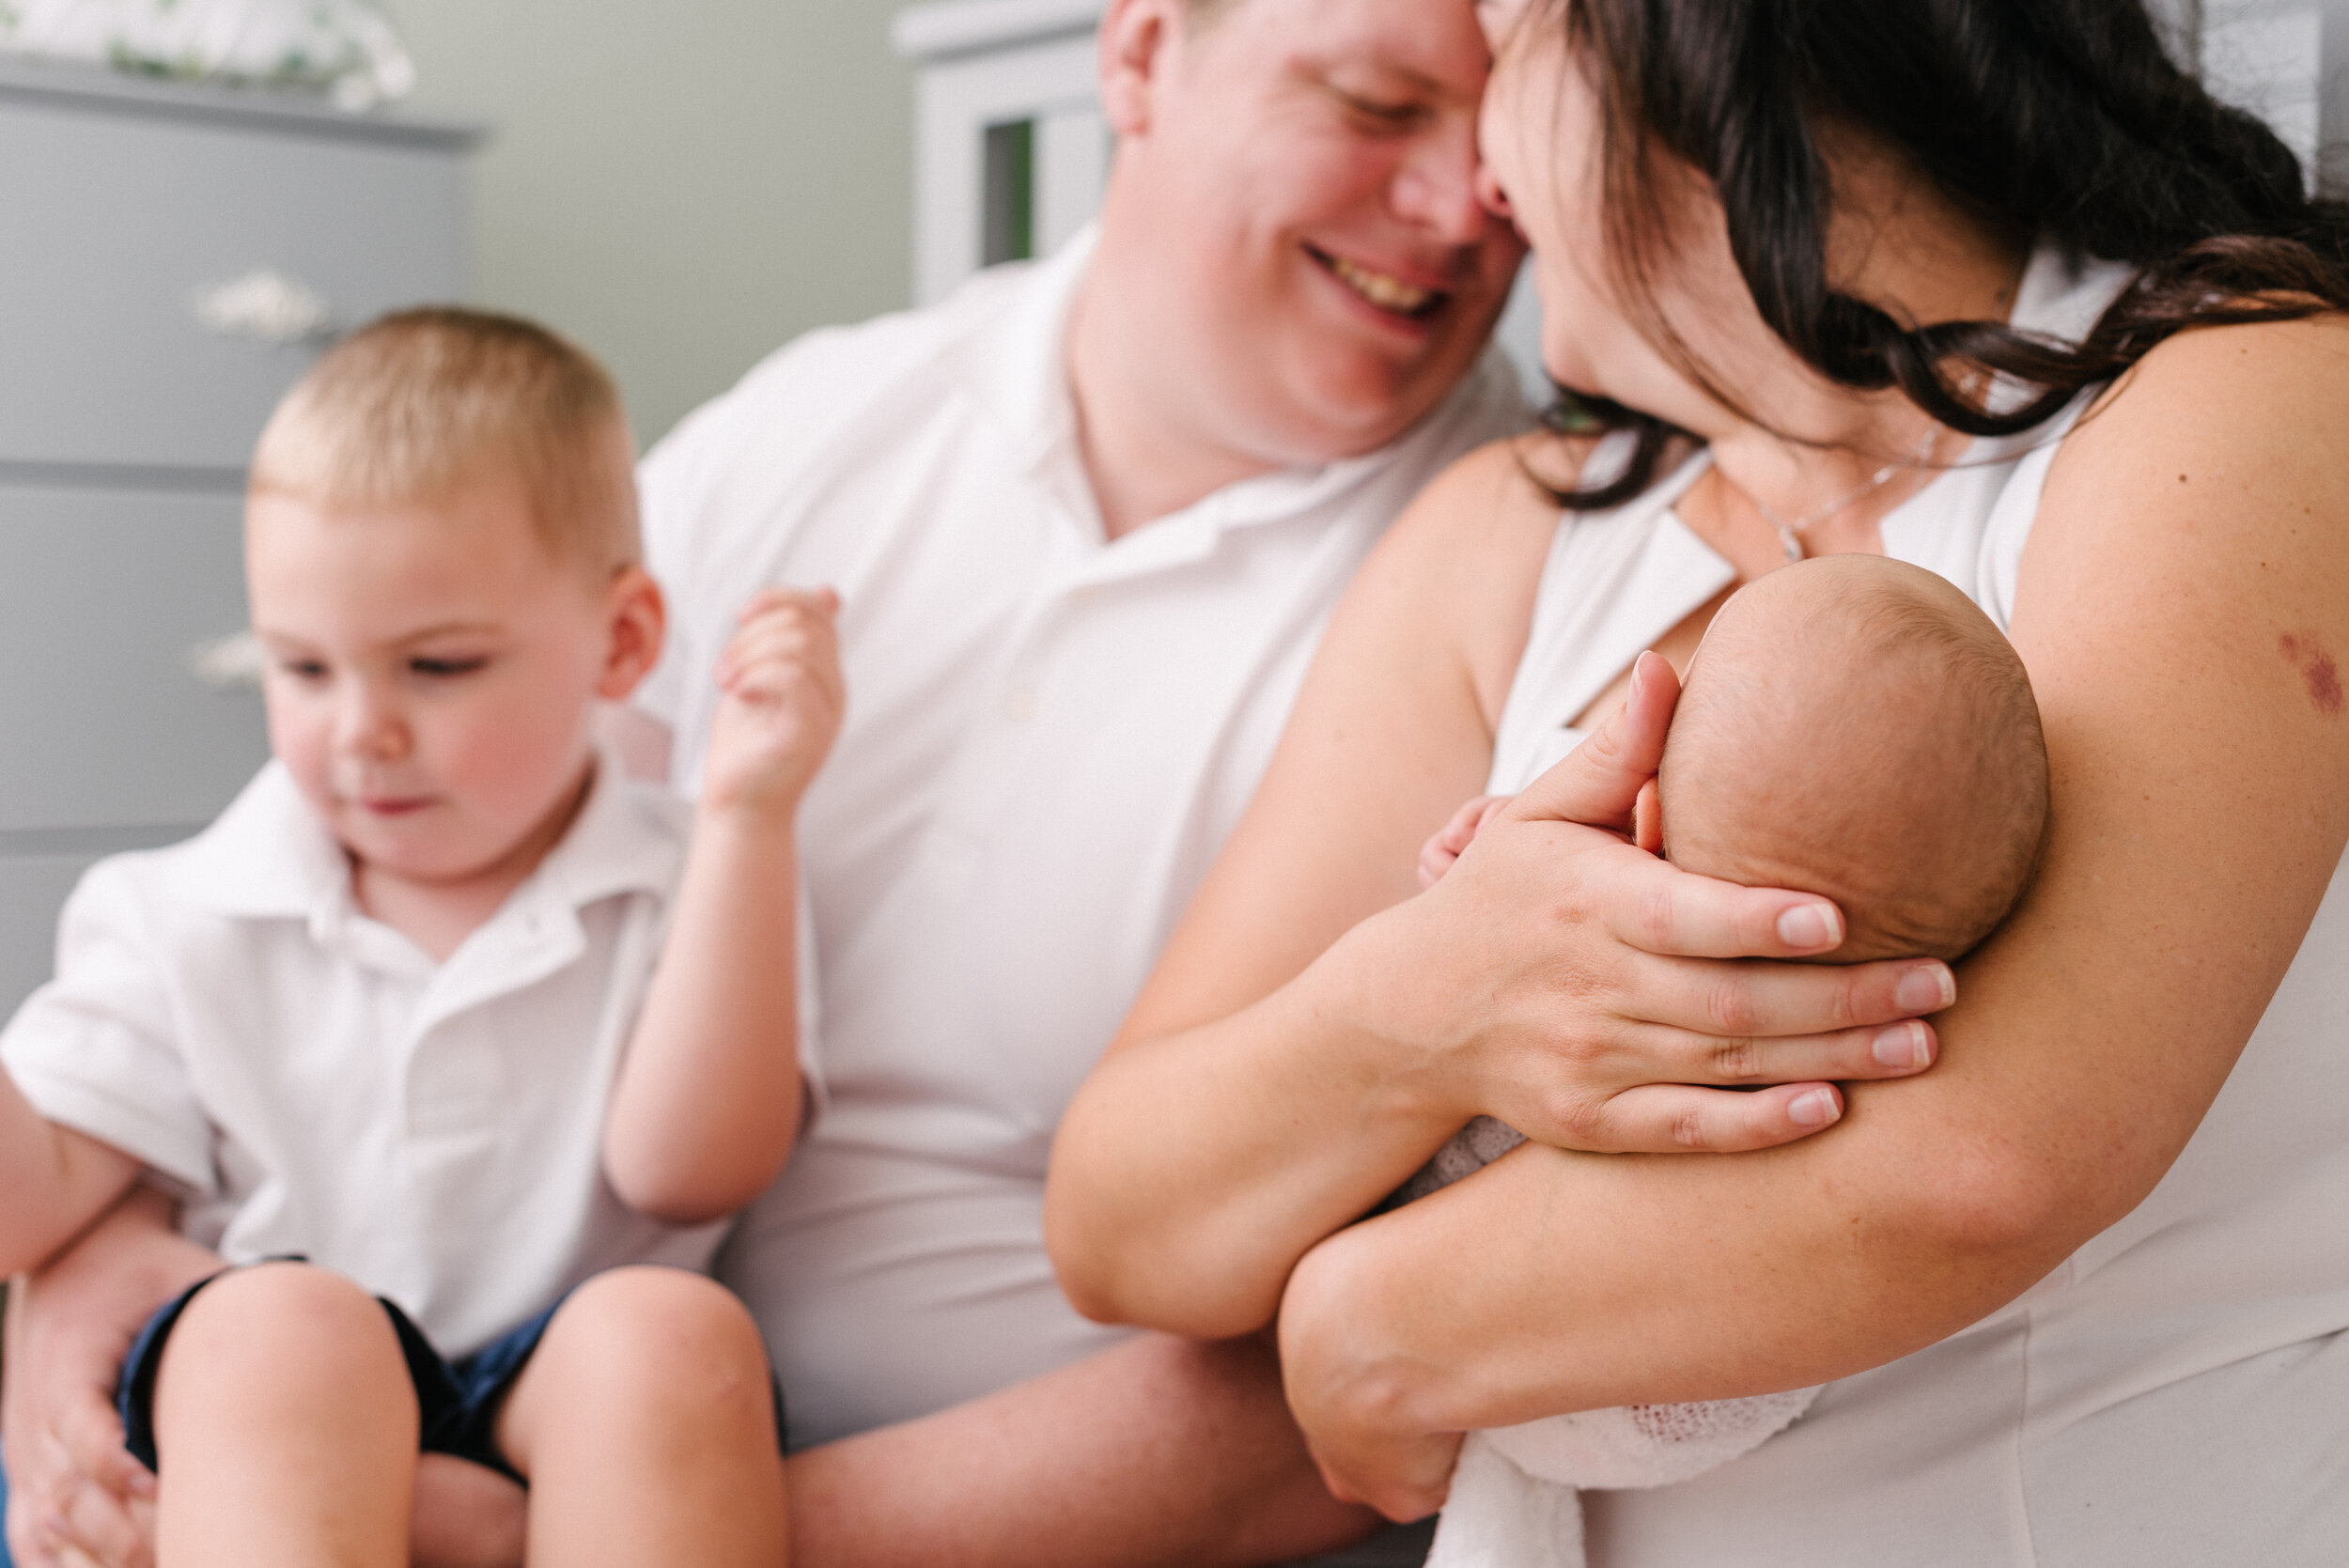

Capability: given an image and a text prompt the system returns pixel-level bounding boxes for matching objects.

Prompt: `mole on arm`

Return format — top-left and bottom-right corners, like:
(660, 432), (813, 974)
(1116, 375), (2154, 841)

(2279, 630), (2343, 718)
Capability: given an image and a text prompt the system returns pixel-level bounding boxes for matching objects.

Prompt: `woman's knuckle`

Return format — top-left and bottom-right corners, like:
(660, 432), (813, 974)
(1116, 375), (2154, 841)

(1708, 1036), (1763, 1079)
(1671, 1106), (1711, 1150)
(1637, 883), (1679, 949)
(1705, 976), (1757, 1035)
(1549, 1093), (1610, 1147)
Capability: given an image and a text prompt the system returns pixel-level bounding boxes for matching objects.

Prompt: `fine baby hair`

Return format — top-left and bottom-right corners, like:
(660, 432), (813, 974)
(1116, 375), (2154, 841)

(1657, 552), (2049, 962)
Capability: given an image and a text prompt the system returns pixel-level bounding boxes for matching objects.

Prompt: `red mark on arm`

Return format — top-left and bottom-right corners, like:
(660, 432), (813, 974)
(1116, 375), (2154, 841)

(2279, 631), (2344, 718)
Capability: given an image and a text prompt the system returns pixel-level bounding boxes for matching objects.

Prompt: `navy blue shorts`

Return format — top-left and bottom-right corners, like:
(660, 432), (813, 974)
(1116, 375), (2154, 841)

(116, 1265), (566, 1482)
(115, 1265), (786, 1483)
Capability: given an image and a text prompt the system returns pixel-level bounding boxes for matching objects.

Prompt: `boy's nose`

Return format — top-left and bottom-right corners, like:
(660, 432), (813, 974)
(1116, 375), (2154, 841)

(334, 689), (411, 761)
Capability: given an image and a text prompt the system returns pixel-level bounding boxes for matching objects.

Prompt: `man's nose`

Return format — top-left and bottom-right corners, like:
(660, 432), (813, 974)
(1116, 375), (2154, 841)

(1393, 121), (1501, 248)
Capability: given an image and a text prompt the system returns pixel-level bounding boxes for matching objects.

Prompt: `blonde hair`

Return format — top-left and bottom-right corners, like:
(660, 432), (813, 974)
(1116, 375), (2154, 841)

(251, 307), (638, 573)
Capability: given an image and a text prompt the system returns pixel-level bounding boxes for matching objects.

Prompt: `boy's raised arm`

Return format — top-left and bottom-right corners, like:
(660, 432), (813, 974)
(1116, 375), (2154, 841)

(603, 587), (844, 1225)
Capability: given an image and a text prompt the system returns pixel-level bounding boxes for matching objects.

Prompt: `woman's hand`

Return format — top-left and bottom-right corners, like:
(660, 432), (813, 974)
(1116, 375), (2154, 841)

(1346, 650), (1952, 1156)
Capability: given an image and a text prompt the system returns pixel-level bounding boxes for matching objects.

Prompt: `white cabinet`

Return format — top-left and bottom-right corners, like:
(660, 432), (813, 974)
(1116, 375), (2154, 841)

(0, 59), (475, 1013)
(894, 0), (1111, 306)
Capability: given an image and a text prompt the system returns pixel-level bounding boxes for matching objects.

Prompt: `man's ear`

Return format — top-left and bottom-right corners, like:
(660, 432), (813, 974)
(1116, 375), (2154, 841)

(1098, 0), (1183, 138)
(597, 566), (667, 702)
(1632, 776), (1664, 855)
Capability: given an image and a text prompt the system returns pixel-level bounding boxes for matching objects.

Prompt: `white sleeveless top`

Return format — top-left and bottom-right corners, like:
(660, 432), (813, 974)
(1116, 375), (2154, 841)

(1471, 250), (2349, 1563)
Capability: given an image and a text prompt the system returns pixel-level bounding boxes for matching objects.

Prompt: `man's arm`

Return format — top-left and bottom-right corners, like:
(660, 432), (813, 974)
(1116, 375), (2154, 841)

(787, 1332), (1377, 1568)
(4, 1189), (202, 1568)
(0, 1076), (140, 1278)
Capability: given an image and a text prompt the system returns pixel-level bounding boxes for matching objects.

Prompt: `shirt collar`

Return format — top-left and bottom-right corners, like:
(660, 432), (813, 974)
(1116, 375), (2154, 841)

(175, 745), (683, 924)
(947, 225), (1528, 571)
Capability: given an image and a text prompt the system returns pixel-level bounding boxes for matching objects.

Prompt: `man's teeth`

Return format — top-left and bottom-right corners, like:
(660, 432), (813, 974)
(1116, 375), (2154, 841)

(1330, 256), (1437, 315)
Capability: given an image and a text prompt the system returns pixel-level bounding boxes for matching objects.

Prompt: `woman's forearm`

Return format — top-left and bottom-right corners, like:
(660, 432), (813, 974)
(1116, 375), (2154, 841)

(1050, 909), (1466, 1337)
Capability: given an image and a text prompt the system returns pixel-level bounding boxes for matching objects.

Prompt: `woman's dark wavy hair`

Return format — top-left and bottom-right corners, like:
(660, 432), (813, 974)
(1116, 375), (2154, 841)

(1542, 0), (2349, 509)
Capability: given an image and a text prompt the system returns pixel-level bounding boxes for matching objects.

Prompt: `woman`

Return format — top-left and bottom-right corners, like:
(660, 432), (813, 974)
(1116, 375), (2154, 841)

(1047, 0), (2349, 1558)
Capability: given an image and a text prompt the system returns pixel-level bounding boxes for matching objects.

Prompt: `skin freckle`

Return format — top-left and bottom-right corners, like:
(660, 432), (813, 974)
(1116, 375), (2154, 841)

(2310, 654), (2343, 717)
(2280, 630), (2344, 718)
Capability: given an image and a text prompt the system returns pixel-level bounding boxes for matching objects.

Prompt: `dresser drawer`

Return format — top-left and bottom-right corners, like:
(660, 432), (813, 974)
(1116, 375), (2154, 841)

(0, 484), (266, 832)
(0, 93), (466, 471)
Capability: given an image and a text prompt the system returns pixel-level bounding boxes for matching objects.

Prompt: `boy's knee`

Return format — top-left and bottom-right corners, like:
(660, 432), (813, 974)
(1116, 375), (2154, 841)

(158, 1263), (412, 1414)
(537, 1268), (770, 1416)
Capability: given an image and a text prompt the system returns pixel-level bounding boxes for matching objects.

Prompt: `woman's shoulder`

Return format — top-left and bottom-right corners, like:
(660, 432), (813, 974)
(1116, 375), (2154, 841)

(1381, 431), (1586, 557)
(2071, 313), (2349, 472)
(2040, 314), (2349, 565)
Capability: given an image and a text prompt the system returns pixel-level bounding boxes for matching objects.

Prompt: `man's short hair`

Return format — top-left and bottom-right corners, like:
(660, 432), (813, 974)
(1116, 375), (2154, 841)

(251, 307), (639, 574)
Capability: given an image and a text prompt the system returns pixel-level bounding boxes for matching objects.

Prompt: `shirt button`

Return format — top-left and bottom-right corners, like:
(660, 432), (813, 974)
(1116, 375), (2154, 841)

(1003, 686), (1038, 722)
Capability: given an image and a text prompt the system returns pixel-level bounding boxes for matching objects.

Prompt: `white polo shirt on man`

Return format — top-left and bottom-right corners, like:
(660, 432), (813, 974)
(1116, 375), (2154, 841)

(639, 230), (1527, 1446)
(0, 754), (756, 1357)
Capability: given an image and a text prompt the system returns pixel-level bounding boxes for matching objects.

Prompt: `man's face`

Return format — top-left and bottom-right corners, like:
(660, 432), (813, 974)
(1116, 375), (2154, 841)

(1098, 0), (1525, 464)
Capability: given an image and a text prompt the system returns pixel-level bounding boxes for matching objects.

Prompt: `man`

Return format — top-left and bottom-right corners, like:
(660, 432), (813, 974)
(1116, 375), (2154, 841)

(2, 1), (1525, 1562)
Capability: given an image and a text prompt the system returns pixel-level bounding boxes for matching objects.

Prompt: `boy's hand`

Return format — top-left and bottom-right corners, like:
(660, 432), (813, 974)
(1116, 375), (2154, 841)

(704, 588), (846, 819)
(1416, 795), (1513, 889)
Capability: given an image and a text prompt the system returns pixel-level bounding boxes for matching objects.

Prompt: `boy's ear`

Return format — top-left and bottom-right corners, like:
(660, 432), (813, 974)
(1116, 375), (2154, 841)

(1632, 776), (1664, 855)
(1097, 0), (1181, 138)
(597, 566), (666, 702)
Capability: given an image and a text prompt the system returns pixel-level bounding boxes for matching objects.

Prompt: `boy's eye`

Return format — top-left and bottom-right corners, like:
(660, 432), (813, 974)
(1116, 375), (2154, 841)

(275, 658), (329, 682)
(410, 656), (490, 678)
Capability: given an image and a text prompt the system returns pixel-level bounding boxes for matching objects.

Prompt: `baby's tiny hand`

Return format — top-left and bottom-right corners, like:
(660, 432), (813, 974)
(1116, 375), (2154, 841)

(704, 587), (846, 818)
(1417, 794), (1514, 889)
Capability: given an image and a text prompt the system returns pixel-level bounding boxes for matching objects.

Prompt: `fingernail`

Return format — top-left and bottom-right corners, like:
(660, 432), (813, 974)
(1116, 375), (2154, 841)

(1629, 653), (1648, 702)
(1896, 964), (1956, 1014)
(1789, 1088), (1841, 1126)
(1872, 1020), (1931, 1070)
(1776, 903), (1841, 950)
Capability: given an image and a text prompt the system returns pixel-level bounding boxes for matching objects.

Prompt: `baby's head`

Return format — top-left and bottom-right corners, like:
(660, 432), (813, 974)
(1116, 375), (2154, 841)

(245, 307), (662, 886)
(1654, 556), (2047, 962)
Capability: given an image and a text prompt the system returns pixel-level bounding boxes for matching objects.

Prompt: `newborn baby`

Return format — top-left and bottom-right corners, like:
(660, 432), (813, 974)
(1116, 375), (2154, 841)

(1408, 553), (2050, 1568)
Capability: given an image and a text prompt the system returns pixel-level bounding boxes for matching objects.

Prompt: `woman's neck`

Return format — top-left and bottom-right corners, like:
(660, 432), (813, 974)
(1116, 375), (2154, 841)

(1691, 142), (2029, 573)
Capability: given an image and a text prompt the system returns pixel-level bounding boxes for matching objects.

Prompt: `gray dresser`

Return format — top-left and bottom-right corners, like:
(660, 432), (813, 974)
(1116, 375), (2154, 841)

(0, 58), (475, 1015)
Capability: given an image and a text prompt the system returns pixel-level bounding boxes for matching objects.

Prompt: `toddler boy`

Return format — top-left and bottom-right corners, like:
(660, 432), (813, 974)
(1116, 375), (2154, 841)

(1408, 553), (2050, 1568)
(0, 310), (839, 1566)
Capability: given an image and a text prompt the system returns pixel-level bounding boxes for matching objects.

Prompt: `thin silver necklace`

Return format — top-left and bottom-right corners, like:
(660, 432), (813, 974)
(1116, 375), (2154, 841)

(1755, 424), (1941, 563)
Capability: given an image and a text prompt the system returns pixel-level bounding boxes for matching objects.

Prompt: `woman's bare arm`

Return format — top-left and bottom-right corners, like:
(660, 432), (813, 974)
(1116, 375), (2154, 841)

(1274, 317), (2349, 1516)
(1047, 442), (1952, 1336)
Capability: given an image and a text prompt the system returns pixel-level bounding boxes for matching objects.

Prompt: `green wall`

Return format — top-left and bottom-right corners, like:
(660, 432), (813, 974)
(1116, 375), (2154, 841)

(385, 0), (915, 445)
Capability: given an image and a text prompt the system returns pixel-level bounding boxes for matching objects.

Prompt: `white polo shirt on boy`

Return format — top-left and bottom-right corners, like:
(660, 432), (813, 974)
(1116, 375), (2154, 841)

(0, 753), (769, 1358)
(639, 230), (1528, 1445)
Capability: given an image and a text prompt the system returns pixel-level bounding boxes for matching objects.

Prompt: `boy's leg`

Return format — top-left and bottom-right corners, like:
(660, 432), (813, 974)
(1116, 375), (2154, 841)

(148, 1262), (417, 1568)
(495, 1268), (786, 1568)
